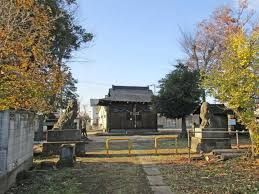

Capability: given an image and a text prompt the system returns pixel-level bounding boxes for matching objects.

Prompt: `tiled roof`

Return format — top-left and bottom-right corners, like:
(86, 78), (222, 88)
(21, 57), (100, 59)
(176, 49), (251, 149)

(90, 99), (99, 106)
(99, 85), (153, 103)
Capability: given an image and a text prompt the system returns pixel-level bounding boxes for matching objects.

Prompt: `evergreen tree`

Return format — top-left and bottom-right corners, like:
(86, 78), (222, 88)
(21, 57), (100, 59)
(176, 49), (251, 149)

(153, 63), (202, 136)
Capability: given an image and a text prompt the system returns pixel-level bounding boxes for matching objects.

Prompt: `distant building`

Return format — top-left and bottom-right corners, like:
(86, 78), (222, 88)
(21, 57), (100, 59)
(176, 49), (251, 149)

(90, 99), (99, 126)
(157, 114), (192, 130)
(98, 106), (107, 131)
(96, 85), (157, 133)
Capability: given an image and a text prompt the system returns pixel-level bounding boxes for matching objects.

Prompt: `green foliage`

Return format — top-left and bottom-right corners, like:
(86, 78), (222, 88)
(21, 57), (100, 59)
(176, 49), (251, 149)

(40, 0), (93, 110)
(41, 0), (93, 62)
(153, 63), (202, 119)
(53, 67), (79, 109)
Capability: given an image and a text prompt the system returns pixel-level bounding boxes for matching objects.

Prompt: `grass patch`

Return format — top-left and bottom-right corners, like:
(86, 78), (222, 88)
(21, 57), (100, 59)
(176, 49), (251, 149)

(10, 135), (255, 194)
(159, 158), (259, 194)
(7, 162), (152, 194)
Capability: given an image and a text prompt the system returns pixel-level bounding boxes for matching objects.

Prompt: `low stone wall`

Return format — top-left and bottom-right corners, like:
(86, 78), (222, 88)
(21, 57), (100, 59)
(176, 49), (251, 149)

(109, 128), (158, 134)
(47, 130), (81, 142)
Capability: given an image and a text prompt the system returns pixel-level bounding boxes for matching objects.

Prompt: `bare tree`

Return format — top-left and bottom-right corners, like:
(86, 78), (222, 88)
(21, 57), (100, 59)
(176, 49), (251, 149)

(179, 0), (258, 101)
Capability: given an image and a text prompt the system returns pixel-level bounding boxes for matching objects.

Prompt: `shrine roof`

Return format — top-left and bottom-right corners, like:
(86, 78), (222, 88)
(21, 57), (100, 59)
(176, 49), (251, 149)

(98, 85), (153, 104)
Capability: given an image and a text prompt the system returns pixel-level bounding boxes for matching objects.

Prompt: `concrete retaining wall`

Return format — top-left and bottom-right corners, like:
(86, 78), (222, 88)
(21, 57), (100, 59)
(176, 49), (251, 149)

(0, 110), (36, 193)
(0, 156), (32, 194)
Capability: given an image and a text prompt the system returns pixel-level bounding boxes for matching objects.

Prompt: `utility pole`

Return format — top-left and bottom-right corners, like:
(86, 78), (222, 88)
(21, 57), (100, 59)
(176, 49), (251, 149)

(148, 84), (157, 95)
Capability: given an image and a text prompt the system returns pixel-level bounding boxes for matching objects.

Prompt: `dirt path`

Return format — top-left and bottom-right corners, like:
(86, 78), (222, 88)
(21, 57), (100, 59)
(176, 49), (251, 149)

(84, 134), (181, 194)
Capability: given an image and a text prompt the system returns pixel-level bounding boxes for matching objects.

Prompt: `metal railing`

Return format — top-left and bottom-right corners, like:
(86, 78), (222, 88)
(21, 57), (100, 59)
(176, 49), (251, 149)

(105, 137), (132, 155)
(154, 135), (178, 154)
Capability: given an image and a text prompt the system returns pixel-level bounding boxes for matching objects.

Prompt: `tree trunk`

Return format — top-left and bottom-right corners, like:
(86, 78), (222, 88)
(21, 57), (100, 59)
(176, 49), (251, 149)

(248, 129), (256, 158)
(202, 89), (206, 102)
(180, 116), (187, 138)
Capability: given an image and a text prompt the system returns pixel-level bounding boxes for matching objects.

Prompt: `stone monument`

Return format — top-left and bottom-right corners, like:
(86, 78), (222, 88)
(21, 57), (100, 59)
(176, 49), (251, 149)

(56, 144), (76, 168)
(43, 99), (87, 156)
(53, 99), (78, 130)
(191, 102), (231, 153)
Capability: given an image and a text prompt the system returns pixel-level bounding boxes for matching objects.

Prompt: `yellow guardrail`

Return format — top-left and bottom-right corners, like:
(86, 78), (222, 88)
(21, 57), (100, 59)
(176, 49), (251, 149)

(154, 135), (178, 154)
(105, 137), (132, 155)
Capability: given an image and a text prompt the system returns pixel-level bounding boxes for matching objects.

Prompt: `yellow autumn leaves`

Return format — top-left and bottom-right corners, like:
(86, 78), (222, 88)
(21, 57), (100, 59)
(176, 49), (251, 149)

(204, 29), (259, 145)
(0, 0), (64, 112)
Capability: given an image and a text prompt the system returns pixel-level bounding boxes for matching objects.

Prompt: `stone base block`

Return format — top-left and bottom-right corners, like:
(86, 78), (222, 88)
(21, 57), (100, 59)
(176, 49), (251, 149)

(42, 142), (87, 156)
(191, 137), (231, 153)
(75, 142), (87, 156)
(47, 130), (81, 142)
(56, 144), (76, 168)
(56, 159), (75, 168)
(40, 161), (56, 170)
(194, 128), (230, 139)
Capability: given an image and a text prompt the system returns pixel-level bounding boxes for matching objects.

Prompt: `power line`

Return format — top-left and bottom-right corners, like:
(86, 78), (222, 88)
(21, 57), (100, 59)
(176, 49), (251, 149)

(77, 81), (111, 86)
(77, 81), (160, 90)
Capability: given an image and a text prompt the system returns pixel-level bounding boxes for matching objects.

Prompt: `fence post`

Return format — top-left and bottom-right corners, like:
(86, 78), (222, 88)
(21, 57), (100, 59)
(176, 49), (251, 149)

(236, 130), (239, 149)
(188, 129), (191, 162)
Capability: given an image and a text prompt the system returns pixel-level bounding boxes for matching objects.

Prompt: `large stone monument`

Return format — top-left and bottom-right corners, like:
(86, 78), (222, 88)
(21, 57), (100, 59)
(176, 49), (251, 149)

(43, 99), (87, 156)
(53, 99), (78, 130)
(191, 102), (231, 153)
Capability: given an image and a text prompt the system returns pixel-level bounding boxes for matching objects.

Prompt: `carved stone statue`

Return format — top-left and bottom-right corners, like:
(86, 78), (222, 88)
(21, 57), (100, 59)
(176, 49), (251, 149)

(53, 99), (78, 130)
(200, 102), (211, 128)
(192, 102), (231, 153)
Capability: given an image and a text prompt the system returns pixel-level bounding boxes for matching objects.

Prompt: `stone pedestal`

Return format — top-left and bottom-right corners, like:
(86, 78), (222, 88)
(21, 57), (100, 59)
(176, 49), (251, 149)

(47, 129), (81, 142)
(191, 128), (231, 153)
(42, 141), (86, 156)
(57, 144), (76, 168)
(42, 129), (87, 156)
(75, 142), (87, 156)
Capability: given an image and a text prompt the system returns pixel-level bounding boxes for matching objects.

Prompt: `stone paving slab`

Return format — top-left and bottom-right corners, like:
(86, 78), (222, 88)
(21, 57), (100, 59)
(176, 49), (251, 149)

(139, 161), (157, 166)
(143, 167), (161, 175)
(135, 142), (174, 194)
(151, 186), (174, 194)
(147, 175), (166, 186)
